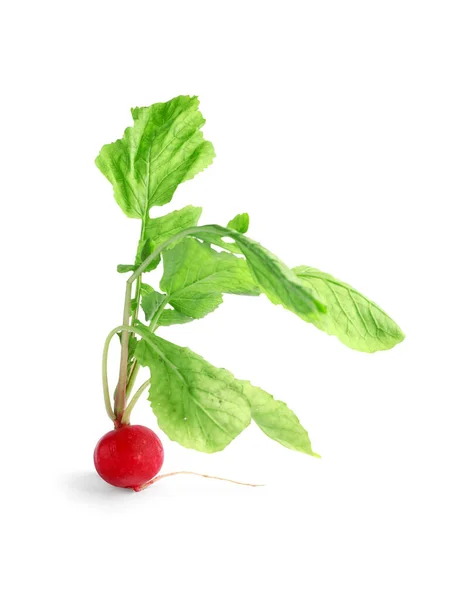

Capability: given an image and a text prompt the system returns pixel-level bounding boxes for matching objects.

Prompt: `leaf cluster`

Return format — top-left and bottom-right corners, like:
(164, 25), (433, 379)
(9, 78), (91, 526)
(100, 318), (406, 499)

(96, 96), (404, 454)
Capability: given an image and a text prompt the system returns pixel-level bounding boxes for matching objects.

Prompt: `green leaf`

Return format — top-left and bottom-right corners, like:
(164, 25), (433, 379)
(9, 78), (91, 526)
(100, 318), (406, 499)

(227, 212), (250, 233)
(128, 336), (138, 363)
(134, 330), (318, 455)
(196, 213), (248, 253)
(134, 238), (161, 273)
(293, 266), (405, 352)
(138, 283), (192, 327)
(95, 96), (215, 218)
(117, 264), (136, 273)
(231, 233), (326, 317)
(192, 226), (326, 319)
(141, 290), (167, 321)
(119, 205), (201, 278)
(158, 310), (195, 327)
(243, 382), (319, 456)
(160, 237), (259, 319)
(144, 205), (202, 246)
(134, 333), (251, 452)
(117, 248), (159, 276)
(134, 205), (203, 272)
(140, 282), (155, 295)
(193, 232), (242, 254)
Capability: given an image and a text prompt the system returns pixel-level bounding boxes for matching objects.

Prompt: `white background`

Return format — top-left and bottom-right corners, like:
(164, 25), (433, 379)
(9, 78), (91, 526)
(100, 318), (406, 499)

(1, 1), (460, 598)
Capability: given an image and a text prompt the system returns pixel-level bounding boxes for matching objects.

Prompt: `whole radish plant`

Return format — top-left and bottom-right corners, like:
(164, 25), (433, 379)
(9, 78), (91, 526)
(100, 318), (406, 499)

(94, 95), (404, 491)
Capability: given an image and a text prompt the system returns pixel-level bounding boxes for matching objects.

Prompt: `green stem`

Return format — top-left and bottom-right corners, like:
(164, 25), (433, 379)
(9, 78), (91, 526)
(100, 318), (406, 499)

(126, 275), (142, 396)
(102, 323), (169, 424)
(121, 379), (150, 425)
(132, 276), (142, 323)
(113, 281), (133, 420)
(102, 332), (116, 421)
(124, 295), (169, 400)
(103, 324), (140, 419)
(126, 221), (145, 396)
(125, 362), (141, 401)
(132, 219), (146, 325)
(102, 325), (131, 422)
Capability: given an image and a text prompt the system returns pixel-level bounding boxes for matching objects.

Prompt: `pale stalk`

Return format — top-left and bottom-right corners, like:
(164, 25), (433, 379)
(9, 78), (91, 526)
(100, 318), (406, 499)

(124, 295), (170, 400)
(113, 281), (133, 421)
(121, 380), (151, 425)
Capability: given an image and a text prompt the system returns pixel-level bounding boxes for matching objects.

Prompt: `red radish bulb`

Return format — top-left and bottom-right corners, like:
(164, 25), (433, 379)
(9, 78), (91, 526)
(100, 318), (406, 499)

(94, 424), (164, 490)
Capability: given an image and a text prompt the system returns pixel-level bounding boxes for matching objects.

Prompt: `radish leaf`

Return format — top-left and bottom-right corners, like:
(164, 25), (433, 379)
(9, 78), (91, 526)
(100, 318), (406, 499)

(192, 226), (326, 319)
(135, 331), (317, 454)
(95, 96), (215, 218)
(227, 212), (250, 233)
(193, 232), (242, 254)
(160, 237), (259, 319)
(144, 205), (202, 246)
(135, 239), (161, 273)
(244, 382), (319, 456)
(158, 310), (195, 327)
(293, 266), (405, 352)
(231, 232), (326, 317)
(117, 264), (136, 273)
(139, 282), (196, 326)
(135, 205), (203, 272)
(141, 290), (166, 321)
(135, 333), (251, 452)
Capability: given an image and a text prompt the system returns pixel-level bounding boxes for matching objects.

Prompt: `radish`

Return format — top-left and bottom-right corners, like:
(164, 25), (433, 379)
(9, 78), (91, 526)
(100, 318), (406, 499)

(94, 425), (164, 491)
(93, 95), (404, 491)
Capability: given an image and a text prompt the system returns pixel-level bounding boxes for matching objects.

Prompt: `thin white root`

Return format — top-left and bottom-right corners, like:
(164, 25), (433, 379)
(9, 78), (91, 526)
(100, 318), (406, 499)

(133, 471), (265, 492)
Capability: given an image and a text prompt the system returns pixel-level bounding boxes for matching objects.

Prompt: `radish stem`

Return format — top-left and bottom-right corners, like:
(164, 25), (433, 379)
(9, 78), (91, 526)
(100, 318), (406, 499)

(125, 362), (141, 401)
(122, 379), (151, 425)
(102, 323), (173, 423)
(113, 281), (133, 421)
(102, 333), (116, 421)
(125, 295), (170, 399)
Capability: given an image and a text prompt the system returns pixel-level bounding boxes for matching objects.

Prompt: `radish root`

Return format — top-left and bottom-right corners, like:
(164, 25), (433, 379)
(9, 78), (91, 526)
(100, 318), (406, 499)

(132, 471), (265, 492)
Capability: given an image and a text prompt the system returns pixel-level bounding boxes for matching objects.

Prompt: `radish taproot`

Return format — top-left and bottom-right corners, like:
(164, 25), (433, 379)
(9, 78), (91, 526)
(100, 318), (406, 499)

(94, 95), (404, 491)
(94, 425), (164, 490)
